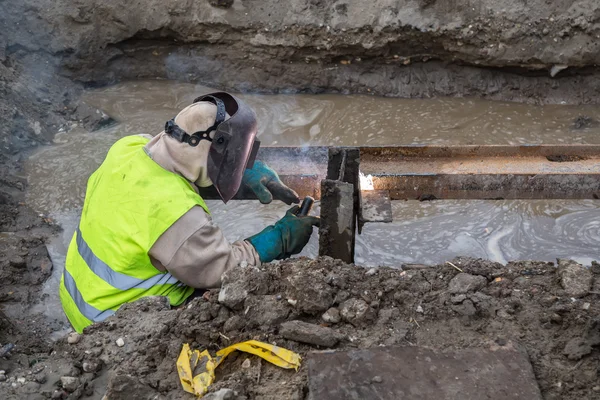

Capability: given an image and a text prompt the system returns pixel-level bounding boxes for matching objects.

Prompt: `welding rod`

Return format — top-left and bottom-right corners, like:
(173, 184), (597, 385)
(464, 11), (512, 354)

(297, 196), (315, 216)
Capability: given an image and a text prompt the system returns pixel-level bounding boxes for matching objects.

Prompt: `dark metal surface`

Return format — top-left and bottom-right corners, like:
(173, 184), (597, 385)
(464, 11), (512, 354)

(318, 148), (360, 263)
(307, 345), (543, 400)
(318, 179), (356, 264)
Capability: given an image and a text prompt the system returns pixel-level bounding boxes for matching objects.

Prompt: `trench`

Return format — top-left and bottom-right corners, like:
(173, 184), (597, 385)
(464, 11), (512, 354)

(22, 80), (600, 326)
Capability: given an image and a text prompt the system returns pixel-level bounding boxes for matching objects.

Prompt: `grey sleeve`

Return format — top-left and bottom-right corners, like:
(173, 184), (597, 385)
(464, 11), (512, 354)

(148, 206), (261, 288)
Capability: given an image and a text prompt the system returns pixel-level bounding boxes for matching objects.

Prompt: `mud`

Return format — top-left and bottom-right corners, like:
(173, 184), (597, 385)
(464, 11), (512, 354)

(1, 256), (599, 399)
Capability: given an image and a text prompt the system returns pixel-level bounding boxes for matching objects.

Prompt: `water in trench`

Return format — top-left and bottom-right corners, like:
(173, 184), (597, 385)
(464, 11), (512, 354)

(25, 80), (600, 324)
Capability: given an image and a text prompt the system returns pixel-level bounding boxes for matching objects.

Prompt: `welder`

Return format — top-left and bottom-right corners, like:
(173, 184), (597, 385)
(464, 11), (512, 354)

(60, 92), (319, 333)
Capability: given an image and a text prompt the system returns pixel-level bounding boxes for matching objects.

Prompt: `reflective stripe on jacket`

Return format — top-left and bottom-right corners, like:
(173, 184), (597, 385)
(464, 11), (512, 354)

(59, 135), (208, 332)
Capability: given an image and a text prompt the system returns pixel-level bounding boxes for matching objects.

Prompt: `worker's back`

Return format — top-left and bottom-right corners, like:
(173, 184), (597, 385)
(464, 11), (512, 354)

(59, 135), (208, 333)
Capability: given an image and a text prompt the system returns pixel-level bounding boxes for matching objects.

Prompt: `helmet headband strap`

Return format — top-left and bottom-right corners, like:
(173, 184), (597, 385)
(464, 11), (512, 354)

(164, 95), (227, 147)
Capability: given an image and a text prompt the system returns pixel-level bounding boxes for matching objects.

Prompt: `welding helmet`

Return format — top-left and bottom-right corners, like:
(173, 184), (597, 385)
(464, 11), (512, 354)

(165, 92), (260, 203)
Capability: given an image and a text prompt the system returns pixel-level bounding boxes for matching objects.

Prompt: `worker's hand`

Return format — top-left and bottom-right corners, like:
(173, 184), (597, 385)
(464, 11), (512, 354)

(247, 205), (320, 263)
(242, 161), (300, 205)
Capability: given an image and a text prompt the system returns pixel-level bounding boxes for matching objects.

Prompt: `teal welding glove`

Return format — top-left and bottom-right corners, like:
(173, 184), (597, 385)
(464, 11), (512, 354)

(247, 205), (320, 263)
(242, 161), (300, 205)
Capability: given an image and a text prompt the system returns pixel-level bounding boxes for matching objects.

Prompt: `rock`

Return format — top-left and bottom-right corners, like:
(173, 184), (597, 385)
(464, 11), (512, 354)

(557, 259), (592, 298)
(17, 377), (26, 384)
(0, 374), (6, 382)
(241, 359), (251, 368)
(563, 337), (592, 360)
(451, 294), (467, 304)
(452, 299), (477, 316)
(83, 361), (100, 373)
(105, 374), (158, 399)
(244, 295), (290, 328)
(416, 305), (424, 313)
(377, 308), (399, 326)
(32, 364), (45, 374)
(280, 320), (344, 347)
(218, 284), (248, 310)
(449, 273), (487, 294)
(203, 388), (236, 400)
(207, 0), (234, 9)
(591, 261), (600, 275)
(60, 376), (79, 392)
(67, 332), (81, 344)
(322, 307), (341, 324)
(286, 272), (335, 314)
(365, 268), (377, 276)
(115, 338), (125, 347)
(223, 315), (245, 332)
(334, 290), (351, 304)
(33, 373), (47, 384)
(340, 298), (376, 326)
(372, 375), (383, 383)
(51, 390), (66, 400)
(23, 381), (41, 393)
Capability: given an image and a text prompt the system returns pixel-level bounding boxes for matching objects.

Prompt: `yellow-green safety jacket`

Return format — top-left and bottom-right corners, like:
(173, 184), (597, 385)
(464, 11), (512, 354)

(59, 135), (208, 333)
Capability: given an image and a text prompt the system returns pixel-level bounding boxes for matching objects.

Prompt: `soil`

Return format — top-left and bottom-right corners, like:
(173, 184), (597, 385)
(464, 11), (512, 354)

(1, 256), (599, 399)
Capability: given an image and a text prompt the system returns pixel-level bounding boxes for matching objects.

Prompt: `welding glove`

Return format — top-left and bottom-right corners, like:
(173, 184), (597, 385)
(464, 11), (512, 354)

(242, 161), (300, 205)
(247, 205), (320, 263)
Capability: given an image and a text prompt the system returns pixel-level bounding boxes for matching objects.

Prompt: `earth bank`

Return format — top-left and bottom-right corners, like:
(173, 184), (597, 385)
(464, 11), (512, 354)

(1, 256), (599, 399)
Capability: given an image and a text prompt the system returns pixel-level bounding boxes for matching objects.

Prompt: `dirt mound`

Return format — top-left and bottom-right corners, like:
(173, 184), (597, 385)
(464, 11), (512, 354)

(1, 256), (599, 399)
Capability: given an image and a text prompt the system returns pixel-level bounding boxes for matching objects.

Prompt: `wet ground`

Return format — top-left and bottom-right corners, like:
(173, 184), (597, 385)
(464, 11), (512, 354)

(25, 80), (600, 273)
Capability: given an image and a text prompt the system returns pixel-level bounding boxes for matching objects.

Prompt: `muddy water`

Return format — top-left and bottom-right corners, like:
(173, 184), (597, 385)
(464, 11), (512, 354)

(24, 80), (600, 325)
(85, 80), (600, 147)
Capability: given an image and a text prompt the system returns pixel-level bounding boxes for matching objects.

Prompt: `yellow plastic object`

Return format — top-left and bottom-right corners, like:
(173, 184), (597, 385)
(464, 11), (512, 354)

(177, 340), (301, 397)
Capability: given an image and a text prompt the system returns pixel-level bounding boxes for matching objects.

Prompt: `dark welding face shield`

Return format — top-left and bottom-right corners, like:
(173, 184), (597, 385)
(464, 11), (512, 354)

(165, 92), (260, 203)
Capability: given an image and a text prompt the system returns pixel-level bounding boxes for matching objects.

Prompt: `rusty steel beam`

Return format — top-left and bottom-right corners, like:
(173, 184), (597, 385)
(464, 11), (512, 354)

(199, 145), (600, 201)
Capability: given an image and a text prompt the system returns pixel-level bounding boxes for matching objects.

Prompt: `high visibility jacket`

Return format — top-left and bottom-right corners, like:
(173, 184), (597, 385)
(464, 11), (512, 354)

(59, 135), (208, 333)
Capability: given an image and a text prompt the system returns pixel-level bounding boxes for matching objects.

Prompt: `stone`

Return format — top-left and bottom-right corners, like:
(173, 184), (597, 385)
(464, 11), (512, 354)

(51, 390), (66, 400)
(307, 346), (543, 400)
(322, 307), (341, 324)
(23, 381), (41, 393)
(203, 388), (236, 400)
(17, 377), (26, 384)
(563, 337), (592, 360)
(0, 374), (6, 382)
(33, 373), (47, 384)
(115, 338), (125, 347)
(451, 294), (467, 304)
(286, 272), (335, 314)
(223, 315), (245, 332)
(60, 376), (79, 392)
(105, 374), (158, 399)
(340, 298), (376, 326)
(67, 332), (81, 344)
(241, 359), (251, 368)
(83, 361), (100, 373)
(218, 283), (248, 310)
(244, 295), (290, 328)
(449, 273), (487, 294)
(557, 259), (592, 298)
(280, 320), (344, 348)
(452, 299), (477, 316)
